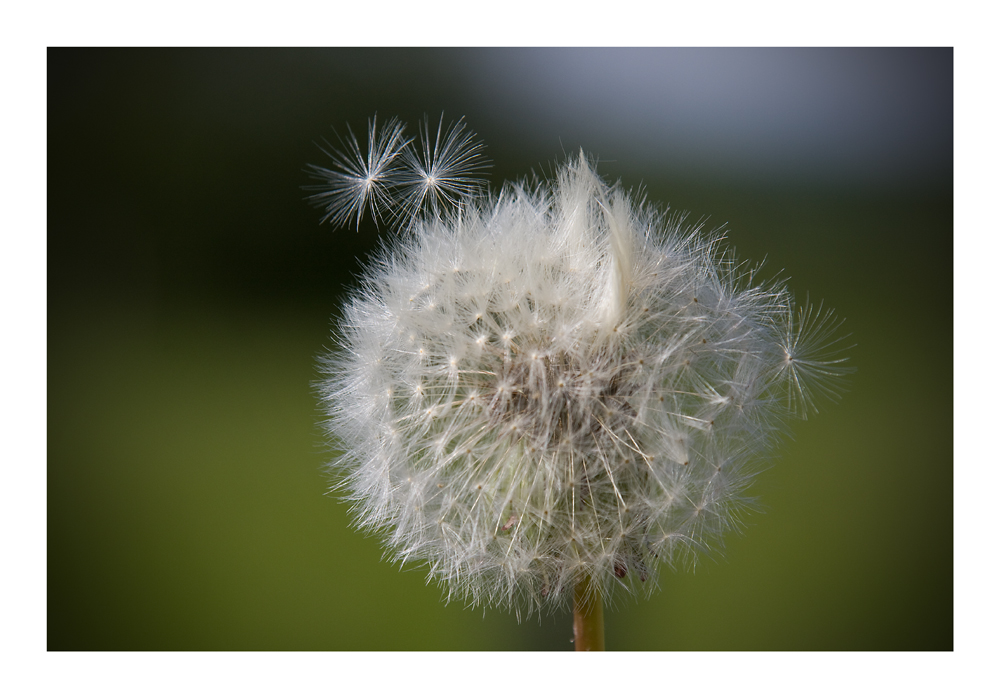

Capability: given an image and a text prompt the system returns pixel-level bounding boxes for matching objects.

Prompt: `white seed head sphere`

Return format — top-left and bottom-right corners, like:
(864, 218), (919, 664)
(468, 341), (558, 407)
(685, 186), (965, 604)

(314, 118), (851, 615)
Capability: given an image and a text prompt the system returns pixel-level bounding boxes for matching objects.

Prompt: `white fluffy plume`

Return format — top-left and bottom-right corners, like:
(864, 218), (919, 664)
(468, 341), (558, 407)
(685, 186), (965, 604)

(314, 118), (853, 615)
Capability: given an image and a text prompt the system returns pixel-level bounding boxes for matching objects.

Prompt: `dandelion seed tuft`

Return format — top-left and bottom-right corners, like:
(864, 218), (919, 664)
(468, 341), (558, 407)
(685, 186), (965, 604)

(394, 114), (490, 227)
(313, 116), (853, 616)
(305, 113), (489, 232)
(305, 115), (410, 230)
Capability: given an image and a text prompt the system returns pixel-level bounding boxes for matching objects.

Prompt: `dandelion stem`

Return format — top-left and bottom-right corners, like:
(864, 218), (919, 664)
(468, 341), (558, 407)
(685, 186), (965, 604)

(573, 576), (605, 651)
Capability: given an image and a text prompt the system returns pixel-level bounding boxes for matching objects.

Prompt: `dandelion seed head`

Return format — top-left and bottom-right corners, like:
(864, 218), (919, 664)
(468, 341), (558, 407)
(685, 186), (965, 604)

(313, 116), (853, 616)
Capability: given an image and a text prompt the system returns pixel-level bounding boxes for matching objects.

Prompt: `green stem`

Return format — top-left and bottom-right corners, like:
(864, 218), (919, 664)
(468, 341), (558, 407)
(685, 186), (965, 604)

(573, 576), (605, 651)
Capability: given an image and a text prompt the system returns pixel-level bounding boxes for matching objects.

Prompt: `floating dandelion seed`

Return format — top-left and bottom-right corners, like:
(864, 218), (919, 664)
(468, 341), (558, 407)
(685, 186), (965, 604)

(306, 114), (489, 232)
(775, 300), (854, 418)
(305, 115), (410, 229)
(309, 115), (853, 641)
(394, 114), (490, 226)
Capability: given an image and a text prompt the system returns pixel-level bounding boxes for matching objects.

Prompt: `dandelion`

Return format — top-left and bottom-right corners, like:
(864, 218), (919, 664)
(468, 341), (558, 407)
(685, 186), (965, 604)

(310, 115), (853, 650)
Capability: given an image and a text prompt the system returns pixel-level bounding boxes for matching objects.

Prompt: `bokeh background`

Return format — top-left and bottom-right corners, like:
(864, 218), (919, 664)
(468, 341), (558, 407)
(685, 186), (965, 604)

(48, 48), (952, 651)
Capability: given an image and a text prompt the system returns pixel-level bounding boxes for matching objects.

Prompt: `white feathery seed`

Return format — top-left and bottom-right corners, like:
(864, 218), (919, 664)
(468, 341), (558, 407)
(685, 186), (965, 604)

(311, 116), (853, 616)
(306, 114), (489, 232)
(305, 115), (410, 229)
(393, 115), (490, 227)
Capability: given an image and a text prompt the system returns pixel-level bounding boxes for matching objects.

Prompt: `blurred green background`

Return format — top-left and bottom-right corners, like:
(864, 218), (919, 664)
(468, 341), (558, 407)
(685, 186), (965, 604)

(48, 48), (952, 650)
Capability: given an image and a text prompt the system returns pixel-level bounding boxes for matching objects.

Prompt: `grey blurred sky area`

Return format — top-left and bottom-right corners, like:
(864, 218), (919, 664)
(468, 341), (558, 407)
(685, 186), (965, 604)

(460, 48), (951, 188)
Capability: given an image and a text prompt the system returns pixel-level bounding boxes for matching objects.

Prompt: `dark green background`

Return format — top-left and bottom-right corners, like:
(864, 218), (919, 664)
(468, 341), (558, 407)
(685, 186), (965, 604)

(48, 48), (952, 650)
